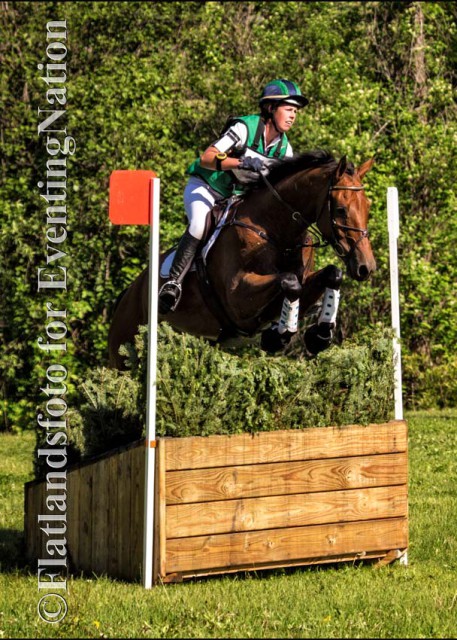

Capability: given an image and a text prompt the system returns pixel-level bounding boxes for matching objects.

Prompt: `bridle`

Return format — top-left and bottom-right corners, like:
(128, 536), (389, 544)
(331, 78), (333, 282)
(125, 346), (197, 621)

(227, 170), (370, 264)
(255, 172), (370, 262)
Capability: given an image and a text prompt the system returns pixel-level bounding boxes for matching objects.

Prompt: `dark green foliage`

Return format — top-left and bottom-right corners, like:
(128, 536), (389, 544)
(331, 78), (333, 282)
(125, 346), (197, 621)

(43, 323), (394, 471)
(150, 324), (395, 435)
(33, 367), (142, 478)
(73, 367), (142, 456)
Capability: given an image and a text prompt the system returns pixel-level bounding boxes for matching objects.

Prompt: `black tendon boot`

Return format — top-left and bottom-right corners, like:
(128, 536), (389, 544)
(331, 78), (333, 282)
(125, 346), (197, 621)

(158, 229), (200, 314)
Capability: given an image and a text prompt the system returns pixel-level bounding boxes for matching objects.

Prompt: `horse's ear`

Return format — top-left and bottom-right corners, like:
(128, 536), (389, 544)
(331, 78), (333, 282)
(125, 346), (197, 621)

(335, 156), (347, 180)
(357, 157), (375, 180)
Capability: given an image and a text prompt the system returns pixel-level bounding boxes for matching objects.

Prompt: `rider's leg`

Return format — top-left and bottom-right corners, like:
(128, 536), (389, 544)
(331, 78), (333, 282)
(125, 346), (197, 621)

(158, 228), (201, 314)
(158, 177), (218, 315)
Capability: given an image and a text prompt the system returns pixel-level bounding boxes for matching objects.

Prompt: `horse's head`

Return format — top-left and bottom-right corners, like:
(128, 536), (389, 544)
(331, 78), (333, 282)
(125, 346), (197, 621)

(318, 156), (376, 282)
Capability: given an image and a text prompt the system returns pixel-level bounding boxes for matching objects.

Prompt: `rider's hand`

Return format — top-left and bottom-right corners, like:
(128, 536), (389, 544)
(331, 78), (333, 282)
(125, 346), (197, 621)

(238, 156), (264, 172)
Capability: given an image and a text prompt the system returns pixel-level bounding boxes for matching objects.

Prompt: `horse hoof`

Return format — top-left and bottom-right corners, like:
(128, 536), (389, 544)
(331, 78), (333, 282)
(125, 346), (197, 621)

(261, 326), (293, 354)
(303, 323), (334, 355)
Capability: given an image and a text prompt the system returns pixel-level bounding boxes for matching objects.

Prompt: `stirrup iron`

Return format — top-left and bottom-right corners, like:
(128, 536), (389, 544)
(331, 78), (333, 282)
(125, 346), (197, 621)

(158, 280), (182, 314)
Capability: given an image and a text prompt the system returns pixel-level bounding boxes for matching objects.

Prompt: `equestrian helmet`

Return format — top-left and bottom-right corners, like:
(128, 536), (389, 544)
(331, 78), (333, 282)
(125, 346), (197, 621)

(259, 79), (309, 108)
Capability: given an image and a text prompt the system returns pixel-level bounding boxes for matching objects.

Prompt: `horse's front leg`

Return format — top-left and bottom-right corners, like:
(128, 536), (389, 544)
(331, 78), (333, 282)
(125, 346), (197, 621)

(230, 270), (302, 325)
(299, 265), (343, 355)
(246, 272), (303, 354)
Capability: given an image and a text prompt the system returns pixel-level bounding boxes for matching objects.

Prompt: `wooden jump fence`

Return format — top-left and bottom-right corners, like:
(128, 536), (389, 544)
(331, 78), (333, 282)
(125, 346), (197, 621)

(24, 420), (408, 583)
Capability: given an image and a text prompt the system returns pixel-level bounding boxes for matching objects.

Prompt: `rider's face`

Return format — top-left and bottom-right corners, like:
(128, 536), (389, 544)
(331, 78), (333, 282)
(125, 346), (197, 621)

(273, 104), (298, 132)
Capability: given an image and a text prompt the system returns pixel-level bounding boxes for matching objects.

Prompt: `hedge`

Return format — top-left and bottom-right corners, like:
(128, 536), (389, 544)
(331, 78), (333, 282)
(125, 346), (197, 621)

(33, 323), (394, 478)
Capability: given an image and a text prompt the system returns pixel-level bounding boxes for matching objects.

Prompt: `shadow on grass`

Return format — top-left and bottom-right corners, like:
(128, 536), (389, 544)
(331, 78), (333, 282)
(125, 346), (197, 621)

(0, 528), (31, 573)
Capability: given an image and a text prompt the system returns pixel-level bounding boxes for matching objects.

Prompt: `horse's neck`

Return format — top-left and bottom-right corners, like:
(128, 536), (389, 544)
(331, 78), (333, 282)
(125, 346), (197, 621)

(242, 170), (330, 242)
(284, 170), (331, 223)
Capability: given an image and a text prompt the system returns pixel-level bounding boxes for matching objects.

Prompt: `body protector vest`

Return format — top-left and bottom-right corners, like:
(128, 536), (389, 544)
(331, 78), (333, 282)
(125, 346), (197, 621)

(187, 114), (290, 198)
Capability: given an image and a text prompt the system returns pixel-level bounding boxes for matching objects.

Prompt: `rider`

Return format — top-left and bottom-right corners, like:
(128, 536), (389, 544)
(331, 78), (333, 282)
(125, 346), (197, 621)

(158, 78), (309, 314)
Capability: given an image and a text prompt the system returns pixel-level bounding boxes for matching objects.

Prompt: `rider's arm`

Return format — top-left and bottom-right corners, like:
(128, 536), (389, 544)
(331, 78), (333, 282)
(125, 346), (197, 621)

(200, 146), (242, 171)
(200, 121), (247, 172)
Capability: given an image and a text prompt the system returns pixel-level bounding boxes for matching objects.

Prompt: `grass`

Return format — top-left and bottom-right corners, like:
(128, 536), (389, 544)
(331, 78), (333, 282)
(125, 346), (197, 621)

(1, 410), (457, 638)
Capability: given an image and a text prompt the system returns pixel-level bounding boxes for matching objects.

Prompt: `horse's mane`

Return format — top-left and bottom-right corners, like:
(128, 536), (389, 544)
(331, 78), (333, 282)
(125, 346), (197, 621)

(244, 149), (355, 193)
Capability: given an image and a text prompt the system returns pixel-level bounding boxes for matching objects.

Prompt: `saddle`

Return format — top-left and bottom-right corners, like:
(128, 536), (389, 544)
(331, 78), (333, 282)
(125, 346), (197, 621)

(160, 197), (240, 278)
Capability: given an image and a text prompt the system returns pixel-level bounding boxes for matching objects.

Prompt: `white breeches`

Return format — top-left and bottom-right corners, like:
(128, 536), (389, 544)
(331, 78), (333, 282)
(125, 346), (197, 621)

(184, 176), (222, 240)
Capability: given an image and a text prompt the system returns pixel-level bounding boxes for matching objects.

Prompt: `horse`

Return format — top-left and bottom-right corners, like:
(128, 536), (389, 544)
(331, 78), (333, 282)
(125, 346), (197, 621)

(108, 151), (376, 369)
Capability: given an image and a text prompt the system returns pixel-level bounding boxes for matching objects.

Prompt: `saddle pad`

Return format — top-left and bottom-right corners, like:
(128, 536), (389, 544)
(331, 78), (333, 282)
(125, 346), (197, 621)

(201, 200), (233, 263)
(160, 200), (234, 278)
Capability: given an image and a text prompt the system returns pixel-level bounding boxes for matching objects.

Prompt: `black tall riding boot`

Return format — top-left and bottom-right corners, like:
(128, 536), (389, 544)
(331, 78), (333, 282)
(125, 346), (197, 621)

(158, 229), (200, 314)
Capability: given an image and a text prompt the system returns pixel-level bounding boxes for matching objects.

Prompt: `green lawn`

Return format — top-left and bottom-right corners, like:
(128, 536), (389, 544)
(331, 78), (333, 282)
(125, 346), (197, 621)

(1, 410), (456, 638)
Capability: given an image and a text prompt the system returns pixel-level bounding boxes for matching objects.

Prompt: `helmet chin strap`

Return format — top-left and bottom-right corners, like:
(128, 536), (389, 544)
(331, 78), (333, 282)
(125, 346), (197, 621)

(267, 105), (281, 134)
(272, 116), (281, 134)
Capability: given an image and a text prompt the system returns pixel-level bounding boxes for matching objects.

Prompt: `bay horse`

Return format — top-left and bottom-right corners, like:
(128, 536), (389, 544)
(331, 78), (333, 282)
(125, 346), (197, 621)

(108, 151), (376, 369)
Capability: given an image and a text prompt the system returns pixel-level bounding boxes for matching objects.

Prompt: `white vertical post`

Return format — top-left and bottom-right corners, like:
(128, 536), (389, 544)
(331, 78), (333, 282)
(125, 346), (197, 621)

(143, 177), (160, 589)
(388, 188), (408, 567)
(387, 187), (403, 421)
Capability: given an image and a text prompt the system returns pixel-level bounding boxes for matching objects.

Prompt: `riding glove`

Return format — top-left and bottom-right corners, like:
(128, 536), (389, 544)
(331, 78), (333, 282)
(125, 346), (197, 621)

(239, 156), (264, 172)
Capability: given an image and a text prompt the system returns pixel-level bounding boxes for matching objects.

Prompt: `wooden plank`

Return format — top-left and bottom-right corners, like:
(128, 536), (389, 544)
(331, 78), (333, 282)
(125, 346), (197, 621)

(164, 421), (407, 471)
(107, 451), (119, 577)
(91, 457), (110, 576)
(117, 447), (132, 580)
(36, 468), (60, 559)
(23, 484), (34, 561)
(23, 485), (32, 560)
(78, 463), (93, 574)
(168, 549), (407, 581)
(165, 452), (407, 505)
(166, 485), (408, 538)
(165, 517), (408, 573)
(129, 445), (145, 582)
(38, 480), (48, 559)
(153, 438), (167, 583)
(374, 548), (408, 567)
(37, 475), (48, 560)
(24, 483), (42, 561)
(66, 468), (80, 572)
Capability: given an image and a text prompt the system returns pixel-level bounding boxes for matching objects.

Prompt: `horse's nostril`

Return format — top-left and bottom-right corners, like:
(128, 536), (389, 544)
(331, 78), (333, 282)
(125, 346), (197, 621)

(358, 264), (369, 280)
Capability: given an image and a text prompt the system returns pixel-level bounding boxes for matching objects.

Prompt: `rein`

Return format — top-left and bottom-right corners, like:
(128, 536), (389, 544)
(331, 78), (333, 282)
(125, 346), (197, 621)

(259, 172), (305, 224)
(228, 173), (321, 256)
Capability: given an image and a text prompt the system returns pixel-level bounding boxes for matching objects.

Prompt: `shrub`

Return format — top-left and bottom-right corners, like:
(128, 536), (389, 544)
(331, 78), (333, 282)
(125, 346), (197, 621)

(32, 323), (395, 477)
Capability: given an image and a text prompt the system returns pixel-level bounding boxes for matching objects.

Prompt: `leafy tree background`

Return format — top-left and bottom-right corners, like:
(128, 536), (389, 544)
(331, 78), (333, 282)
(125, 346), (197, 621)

(1, 1), (456, 431)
